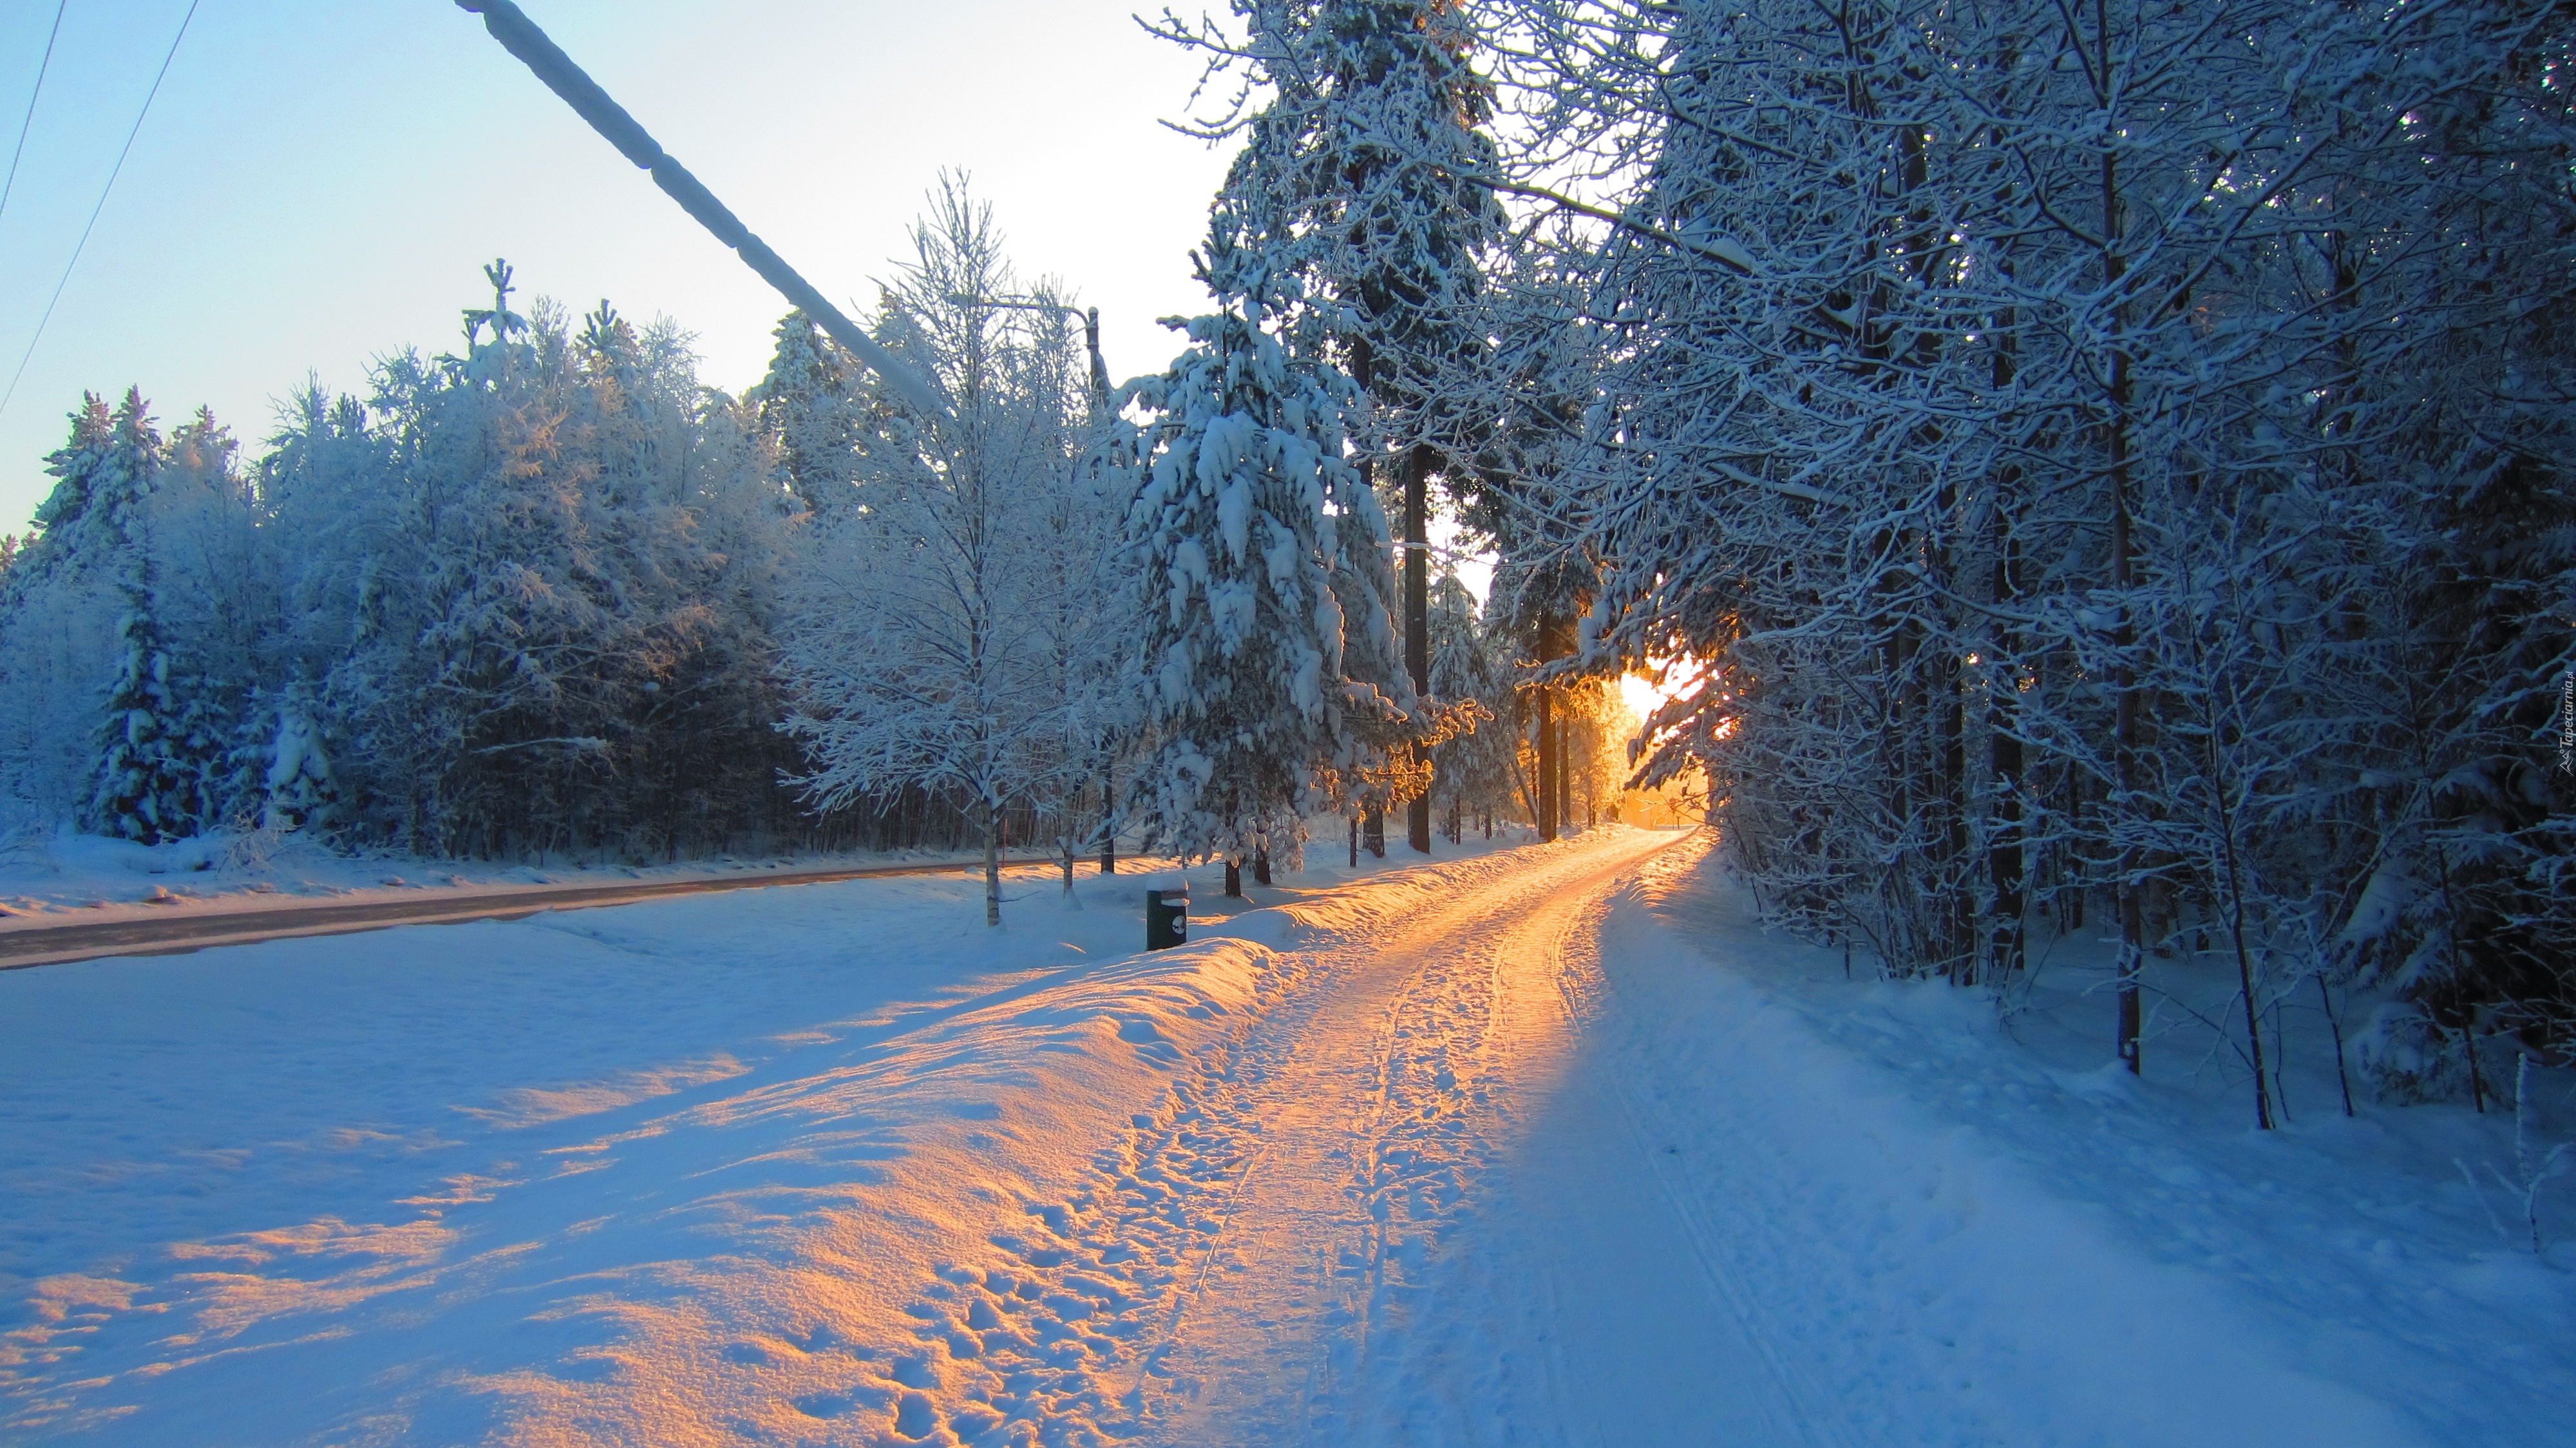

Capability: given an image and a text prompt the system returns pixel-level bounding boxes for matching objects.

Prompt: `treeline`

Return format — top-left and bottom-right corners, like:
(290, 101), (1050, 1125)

(0, 250), (1079, 862)
(0, 274), (826, 859)
(1403, 0), (2576, 1109)
(1132, 0), (2574, 1109)
(0, 193), (1552, 882)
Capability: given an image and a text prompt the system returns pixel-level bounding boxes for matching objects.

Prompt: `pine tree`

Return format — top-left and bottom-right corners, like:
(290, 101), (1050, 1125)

(749, 309), (864, 513)
(17, 391), (155, 594)
(69, 392), (214, 843)
(257, 680), (339, 830)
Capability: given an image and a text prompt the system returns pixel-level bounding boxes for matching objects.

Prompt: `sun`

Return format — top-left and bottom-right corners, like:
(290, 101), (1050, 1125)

(1617, 661), (1701, 722)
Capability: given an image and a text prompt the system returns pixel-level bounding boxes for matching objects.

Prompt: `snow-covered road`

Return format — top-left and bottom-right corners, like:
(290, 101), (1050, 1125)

(916, 824), (1773, 1445)
(6, 828), (2564, 1445)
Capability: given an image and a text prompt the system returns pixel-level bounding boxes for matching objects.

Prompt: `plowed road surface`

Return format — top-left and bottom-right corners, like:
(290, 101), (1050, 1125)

(0, 857), (1021, 970)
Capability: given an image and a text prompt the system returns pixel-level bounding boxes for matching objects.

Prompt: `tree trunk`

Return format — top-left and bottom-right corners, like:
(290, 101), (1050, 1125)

(1989, 298), (2027, 980)
(2106, 133), (2144, 1076)
(982, 795), (1001, 928)
(1549, 702), (1561, 834)
(1989, 549), (2027, 979)
(1405, 448), (1433, 855)
(1253, 848), (1271, 886)
(1098, 761), (1115, 874)
(1225, 859), (1243, 897)
(1535, 682), (1558, 843)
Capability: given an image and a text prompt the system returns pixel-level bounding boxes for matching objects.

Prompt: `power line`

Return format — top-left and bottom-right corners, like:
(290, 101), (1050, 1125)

(0, 1), (70, 222)
(0, 0), (200, 424)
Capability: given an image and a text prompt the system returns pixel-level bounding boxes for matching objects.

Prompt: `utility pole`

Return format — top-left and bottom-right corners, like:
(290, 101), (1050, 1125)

(454, 1), (948, 420)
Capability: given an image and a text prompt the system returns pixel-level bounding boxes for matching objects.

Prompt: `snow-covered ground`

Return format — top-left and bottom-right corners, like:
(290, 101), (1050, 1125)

(1609, 840), (2576, 1447)
(5, 827), (2569, 1445)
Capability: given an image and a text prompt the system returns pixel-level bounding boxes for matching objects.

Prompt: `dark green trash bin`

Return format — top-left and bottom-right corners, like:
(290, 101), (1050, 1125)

(1146, 886), (1188, 949)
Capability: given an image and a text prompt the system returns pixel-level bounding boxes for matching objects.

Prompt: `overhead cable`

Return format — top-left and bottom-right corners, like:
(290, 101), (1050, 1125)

(0, 1), (70, 222)
(0, 0), (201, 423)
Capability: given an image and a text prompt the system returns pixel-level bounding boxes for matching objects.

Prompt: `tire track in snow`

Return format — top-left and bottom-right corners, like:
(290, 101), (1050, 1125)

(862, 834), (1678, 1446)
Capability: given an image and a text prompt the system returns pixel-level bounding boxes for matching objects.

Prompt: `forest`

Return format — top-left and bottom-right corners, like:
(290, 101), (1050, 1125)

(2, 0), (2571, 1113)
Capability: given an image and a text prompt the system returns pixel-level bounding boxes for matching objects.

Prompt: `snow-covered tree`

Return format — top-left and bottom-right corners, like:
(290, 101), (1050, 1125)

(779, 182), (1122, 923)
(749, 309), (865, 513)
(1170, 0), (1511, 853)
(1126, 208), (1405, 873)
(1461, 0), (2576, 1109)
(67, 394), (223, 843)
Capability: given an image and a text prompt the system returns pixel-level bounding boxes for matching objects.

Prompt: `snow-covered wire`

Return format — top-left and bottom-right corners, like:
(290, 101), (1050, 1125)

(451, 1), (952, 422)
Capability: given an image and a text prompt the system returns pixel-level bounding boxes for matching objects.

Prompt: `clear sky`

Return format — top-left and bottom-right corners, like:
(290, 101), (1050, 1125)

(0, 0), (1241, 532)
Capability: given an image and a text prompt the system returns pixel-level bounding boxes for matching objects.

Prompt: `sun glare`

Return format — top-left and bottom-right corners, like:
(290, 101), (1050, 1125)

(1618, 674), (1666, 718)
(1618, 662), (1700, 723)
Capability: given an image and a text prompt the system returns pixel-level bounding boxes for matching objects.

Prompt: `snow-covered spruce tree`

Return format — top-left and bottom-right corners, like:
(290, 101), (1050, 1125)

(779, 182), (1119, 924)
(0, 394), (131, 814)
(0, 390), (270, 835)
(1126, 208), (1404, 875)
(247, 680), (340, 832)
(1169, 0), (1507, 853)
(749, 309), (865, 514)
(69, 394), (216, 843)
(152, 406), (278, 830)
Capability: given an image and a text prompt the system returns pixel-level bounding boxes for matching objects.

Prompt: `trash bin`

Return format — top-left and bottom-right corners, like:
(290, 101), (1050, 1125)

(1146, 885), (1188, 950)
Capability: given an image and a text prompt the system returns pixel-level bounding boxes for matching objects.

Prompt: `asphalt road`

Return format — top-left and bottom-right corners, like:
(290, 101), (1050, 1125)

(0, 857), (1040, 971)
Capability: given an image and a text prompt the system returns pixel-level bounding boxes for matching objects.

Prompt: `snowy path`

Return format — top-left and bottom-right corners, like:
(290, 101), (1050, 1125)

(893, 826), (1789, 1445)
(9, 828), (2564, 1444)
(1136, 827), (1806, 1443)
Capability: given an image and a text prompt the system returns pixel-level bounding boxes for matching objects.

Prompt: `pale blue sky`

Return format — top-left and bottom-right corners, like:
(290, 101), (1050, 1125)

(0, 1), (1239, 529)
